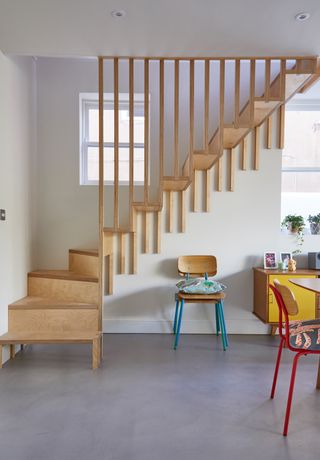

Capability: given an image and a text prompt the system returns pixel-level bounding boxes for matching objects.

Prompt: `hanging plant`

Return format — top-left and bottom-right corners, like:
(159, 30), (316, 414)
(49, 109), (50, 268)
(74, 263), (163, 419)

(281, 214), (305, 256)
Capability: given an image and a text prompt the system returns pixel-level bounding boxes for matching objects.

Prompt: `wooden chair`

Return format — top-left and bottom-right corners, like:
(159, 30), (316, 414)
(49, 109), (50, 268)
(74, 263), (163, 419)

(173, 255), (228, 350)
(269, 279), (320, 435)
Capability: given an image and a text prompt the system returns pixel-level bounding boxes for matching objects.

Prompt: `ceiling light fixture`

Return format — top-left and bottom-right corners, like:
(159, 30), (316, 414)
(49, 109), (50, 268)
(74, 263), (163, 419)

(111, 10), (126, 19)
(295, 12), (310, 21)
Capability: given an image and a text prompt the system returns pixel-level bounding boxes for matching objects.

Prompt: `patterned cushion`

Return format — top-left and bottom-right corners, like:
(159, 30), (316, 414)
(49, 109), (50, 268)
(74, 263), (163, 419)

(176, 277), (226, 294)
(289, 319), (320, 350)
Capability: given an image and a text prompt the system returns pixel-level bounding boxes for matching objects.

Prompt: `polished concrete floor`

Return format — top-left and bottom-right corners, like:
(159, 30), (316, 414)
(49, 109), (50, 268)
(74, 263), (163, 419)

(0, 334), (320, 460)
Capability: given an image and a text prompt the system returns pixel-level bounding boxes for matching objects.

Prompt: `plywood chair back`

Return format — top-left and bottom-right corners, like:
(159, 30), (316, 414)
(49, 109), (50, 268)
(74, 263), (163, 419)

(178, 255), (217, 277)
(273, 279), (299, 316)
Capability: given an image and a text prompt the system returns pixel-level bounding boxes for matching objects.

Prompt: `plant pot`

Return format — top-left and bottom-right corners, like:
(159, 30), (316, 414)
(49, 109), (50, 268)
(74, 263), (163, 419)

(310, 223), (320, 235)
(288, 224), (299, 234)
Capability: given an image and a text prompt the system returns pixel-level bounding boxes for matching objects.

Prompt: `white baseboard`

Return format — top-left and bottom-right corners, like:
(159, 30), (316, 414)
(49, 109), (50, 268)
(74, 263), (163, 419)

(103, 319), (269, 334)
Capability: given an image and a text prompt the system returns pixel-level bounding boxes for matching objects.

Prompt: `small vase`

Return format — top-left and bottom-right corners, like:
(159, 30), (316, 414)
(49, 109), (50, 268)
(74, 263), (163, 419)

(310, 223), (320, 235)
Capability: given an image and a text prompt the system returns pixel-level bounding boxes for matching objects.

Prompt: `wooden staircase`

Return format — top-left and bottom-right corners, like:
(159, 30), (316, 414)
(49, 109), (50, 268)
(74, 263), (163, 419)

(0, 249), (102, 369)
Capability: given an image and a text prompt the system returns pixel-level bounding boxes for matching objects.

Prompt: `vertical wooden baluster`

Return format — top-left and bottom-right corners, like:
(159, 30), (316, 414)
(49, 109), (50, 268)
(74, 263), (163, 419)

(168, 191), (174, 232)
(180, 190), (186, 232)
(193, 170), (199, 212)
(104, 232), (114, 295)
(205, 169), (210, 212)
(265, 59), (270, 102)
(254, 126), (260, 170)
(129, 58), (134, 228)
(114, 58), (119, 229)
(144, 212), (150, 253)
(250, 59), (256, 127)
(189, 60), (194, 178)
(278, 104), (285, 149)
(219, 59), (225, 155)
(108, 253), (114, 295)
(159, 59), (164, 199)
(204, 60), (209, 152)
(98, 57), (104, 323)
(174, 60), (179, 177)
(234, 59), (240, 128)
(216, 157), (222, 192)
(120, 233), (125, 274)
(280, 59), (286, 101)
(266, 116), (272, 149)
(241, 136), (247, 170)
(131, 209), (137, 273)
(144, 59), (149, 204)
(229, 149), (234, 191)
(156, 211), (161, 253)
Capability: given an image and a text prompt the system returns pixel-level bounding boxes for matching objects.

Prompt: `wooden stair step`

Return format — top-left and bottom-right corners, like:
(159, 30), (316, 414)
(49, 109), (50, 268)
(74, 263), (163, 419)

(192, 151), (220, 170)
(103, 227), (133, 234)
(133, 202), (162, 212)
(9, 296), (98, 310)
(69, 249), (98, 257)
(0, 331), (101, 343)
(28, 270), (98, 283)
(163, 177), (190, 191)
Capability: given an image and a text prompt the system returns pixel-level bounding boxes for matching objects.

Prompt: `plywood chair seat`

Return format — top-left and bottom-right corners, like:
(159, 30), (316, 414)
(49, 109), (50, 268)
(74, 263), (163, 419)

(173, 255), (228, 350)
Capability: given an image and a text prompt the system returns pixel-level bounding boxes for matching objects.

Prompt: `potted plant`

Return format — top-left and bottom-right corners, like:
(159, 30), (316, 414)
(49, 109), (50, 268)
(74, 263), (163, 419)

(281, 215), (305, 259)
(307, 214), (320, 235)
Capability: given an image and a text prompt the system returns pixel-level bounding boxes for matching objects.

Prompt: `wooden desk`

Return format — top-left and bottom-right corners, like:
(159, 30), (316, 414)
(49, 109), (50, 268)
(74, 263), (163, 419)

(289, 278), (320, 389)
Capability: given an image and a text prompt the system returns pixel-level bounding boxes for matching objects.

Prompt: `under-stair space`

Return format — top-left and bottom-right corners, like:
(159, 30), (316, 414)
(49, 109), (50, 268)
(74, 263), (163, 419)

(0, 249), (102, 369)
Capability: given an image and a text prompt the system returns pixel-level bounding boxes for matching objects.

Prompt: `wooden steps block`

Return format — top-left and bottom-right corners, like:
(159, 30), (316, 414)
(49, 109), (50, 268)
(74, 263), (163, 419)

(9, 296), (98, 310)
(28, 270), (98, 283)
(0, 331), (102, 369)
(133, 202), (162, 212)
(69, 249), (99, 278)
(163, 176), (190, 191)
(193, 151), (220, 170)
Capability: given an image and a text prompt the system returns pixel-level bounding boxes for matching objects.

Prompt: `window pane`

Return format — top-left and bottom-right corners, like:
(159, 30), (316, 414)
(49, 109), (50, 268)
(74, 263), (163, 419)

(282, 171), (320, 193)
(283, 111), (320, 168)
(88, 109), (99, 142)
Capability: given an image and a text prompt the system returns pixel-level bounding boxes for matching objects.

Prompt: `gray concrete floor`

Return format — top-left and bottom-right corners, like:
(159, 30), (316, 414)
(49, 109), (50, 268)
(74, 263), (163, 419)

(0, 334), (320, 460)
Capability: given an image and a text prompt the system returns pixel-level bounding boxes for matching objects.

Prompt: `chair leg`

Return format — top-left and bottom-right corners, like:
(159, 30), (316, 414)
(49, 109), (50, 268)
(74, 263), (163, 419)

(270, 337), (284, 399)
(174, 299), (184, 349)
(217, 302), (227, 351)
(173, 298), (180, 334)
(215, 303), (220, 336)
(283, 352), (303, 436)
(218, 301), (228, 349)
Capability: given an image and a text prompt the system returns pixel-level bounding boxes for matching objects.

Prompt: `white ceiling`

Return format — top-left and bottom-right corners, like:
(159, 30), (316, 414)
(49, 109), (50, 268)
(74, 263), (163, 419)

(0, 0), (320, 58)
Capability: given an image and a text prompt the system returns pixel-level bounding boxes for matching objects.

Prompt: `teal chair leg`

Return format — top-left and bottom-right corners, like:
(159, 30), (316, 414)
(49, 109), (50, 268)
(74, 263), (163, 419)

(217, 301), (228, 350)
(173, 298), (179, 334)
(215, 303), (220, 336)
(174, 299), (184, 349)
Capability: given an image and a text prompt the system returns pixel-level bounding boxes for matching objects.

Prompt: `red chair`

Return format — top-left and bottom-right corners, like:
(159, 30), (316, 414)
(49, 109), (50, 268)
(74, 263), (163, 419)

(269, 279), (320, 436)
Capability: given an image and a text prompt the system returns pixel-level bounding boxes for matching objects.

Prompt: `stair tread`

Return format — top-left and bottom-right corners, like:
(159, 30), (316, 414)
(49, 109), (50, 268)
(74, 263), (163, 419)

(0, 331), (101, 344)
(9, 296), (98, 310)
(69, 249), (98, 257)
(28, 270), (98, 283)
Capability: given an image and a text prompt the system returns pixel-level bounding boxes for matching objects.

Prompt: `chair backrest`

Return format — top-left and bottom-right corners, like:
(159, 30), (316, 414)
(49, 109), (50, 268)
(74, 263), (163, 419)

(273, 279), (299, 316)
(178, 255), (217, 277)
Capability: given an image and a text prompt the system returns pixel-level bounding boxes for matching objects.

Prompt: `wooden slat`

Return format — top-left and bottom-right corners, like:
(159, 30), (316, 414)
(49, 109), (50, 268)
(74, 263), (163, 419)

(131, 232), (137, 274)
(266, 116), (272, 149)
(278, 104), (285, 149)
(156, 211), (161, 253)
(159, 59), (164, 189)
(189, 60), (194, 177)
(204, 60), (210, 152)
(234, 59), (240, 128)
(250, 60), (256, 127)
(254, 126), (260, 170)
(216, 157), (222, 192)
(108, 254), (113, 295)
(144, 212), (150, 253)
(219, 60), (225, 154)
(229, 149), (234, 191)
(120, 233), (125, 274)
(129, 58), (134, 228)
(205, 169), (210, 212)
(241, 136), (247, 170)
(98, 57), (104, 327)
(168, 191), (174, 233)
(280, 59), (286, 100)
(193, 170), (199, 212)
(265, 59), (270, 102)
(144, 59), (149, 203)
(174, 59), (179, 177)
(180, 190), (186, 232)
(114, 58), (119, 229)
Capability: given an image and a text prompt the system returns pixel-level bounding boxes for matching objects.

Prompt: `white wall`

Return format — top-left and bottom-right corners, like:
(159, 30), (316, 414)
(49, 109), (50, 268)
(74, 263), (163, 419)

(0, 53), (36, 363)
(35, 58), (320, 334)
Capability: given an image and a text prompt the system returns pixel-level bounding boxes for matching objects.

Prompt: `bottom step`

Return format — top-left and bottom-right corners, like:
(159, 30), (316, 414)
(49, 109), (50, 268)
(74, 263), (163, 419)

(0, 332), (102, 369)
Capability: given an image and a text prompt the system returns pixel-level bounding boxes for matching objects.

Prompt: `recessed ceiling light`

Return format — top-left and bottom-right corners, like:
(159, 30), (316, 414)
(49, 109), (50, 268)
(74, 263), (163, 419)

(295, 12), (311, 21)
(111, 10), (126, 19)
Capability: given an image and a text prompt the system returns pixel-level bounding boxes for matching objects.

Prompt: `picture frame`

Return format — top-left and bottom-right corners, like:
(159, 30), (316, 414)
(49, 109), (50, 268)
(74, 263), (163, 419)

(264, 252), (277, 269)
(280, 252), (292, 269)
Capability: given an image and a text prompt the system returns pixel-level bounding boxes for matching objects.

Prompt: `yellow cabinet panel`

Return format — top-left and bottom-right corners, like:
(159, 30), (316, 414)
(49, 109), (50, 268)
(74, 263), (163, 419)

(268, 274), (316, 323)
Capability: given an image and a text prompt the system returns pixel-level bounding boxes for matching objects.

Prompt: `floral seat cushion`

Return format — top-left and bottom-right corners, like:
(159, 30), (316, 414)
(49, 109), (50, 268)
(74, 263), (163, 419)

(176, 277), (226, 295)
(289, 319), (320, 350)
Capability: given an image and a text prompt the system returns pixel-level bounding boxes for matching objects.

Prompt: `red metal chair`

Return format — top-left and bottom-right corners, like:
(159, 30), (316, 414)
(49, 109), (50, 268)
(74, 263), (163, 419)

(269, 279), (320, 436)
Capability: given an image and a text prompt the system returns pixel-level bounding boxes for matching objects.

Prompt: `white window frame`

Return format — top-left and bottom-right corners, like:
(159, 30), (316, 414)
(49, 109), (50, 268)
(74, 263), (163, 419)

(79, 92), (146, 186)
